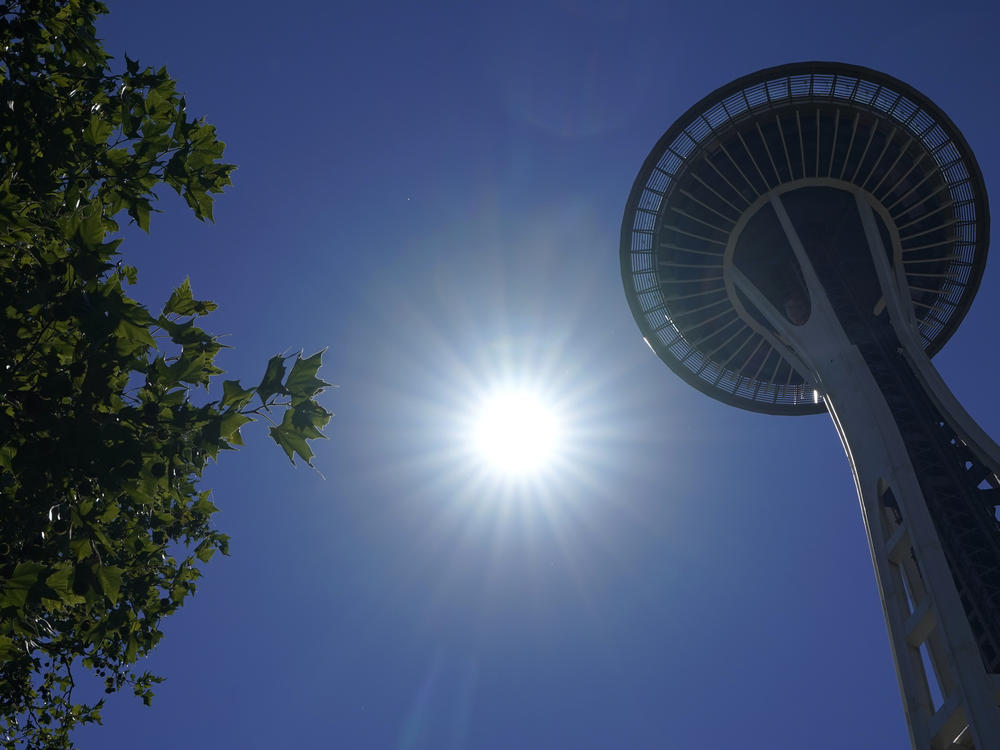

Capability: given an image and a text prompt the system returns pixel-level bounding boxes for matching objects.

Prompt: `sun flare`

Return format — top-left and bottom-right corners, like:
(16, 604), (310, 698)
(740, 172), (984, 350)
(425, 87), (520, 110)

(472, 390), (561, 476)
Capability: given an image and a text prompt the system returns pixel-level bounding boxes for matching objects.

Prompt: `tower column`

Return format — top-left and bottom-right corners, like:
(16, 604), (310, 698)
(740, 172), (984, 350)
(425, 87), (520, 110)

(728, 188), (1000, 749)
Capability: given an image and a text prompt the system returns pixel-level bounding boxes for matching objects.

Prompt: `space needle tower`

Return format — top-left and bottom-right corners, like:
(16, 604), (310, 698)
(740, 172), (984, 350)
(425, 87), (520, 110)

(620, 62), (1000, 748)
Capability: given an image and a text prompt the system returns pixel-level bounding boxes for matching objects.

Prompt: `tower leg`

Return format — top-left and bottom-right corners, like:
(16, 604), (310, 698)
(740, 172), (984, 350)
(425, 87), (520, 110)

(727, 187), (1000, 749)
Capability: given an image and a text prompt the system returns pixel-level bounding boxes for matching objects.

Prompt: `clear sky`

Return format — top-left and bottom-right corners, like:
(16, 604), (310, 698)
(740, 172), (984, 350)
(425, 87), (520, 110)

(77, 1), (1000, 748)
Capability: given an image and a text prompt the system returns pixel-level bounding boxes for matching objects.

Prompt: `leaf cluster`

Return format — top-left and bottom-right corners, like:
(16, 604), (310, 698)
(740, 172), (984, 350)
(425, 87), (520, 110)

(0, 2), (332, 747)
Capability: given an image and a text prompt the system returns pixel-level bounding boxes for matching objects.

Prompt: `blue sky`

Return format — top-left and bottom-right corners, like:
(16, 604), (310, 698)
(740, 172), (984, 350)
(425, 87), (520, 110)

(76, 1), (1000, 748)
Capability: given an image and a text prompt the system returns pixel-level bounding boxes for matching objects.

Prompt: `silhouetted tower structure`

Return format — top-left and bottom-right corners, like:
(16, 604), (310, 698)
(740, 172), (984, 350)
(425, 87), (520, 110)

(620, 62), (1000, 749)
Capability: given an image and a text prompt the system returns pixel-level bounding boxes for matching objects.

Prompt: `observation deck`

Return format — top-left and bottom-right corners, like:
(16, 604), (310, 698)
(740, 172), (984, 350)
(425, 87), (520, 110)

(620, 61), (989, 415)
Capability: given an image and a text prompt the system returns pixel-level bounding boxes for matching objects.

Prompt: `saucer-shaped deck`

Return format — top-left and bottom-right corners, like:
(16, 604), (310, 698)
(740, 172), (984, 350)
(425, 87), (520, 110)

(620, 62), (989, 415)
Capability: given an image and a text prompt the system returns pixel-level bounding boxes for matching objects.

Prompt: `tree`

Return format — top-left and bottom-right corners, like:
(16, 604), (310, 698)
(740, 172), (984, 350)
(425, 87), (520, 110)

(0, 2), (333, 747)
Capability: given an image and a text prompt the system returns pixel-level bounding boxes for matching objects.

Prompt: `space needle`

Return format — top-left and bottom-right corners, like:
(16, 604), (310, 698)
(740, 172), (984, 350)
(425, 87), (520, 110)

(620, 62), (1000, 748)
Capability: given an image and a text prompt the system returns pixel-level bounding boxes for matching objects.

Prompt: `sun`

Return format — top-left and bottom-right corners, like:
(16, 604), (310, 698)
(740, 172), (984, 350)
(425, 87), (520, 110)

(472, 390), (562, 476)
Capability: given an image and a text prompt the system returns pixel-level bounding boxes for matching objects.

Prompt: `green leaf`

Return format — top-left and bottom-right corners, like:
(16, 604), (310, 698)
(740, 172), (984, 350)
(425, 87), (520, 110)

(120, 264), (139, 284)
(220, 379), (255, 409)
(96, 566), (123, 604)
(1, 562), (47, 609)
(284, 349), (331, 403)
(46, 565), (86, 606)
(269, 408), (314, 466)
(290, 399), (331, 438)
(220, 411), (251, 444)
(71, 539), (93, 562)
(131, 197), (151, 232)
(46, 565), (74, 597)
(125, 636), (138, 663)
(115, 318), (157, 352)
(0, 636), (18, 661)
(79, 203), (106, 247)
(192, 493), (219, 516)
(163, 278), (217, 316)
(163, 278), (195, 315)
(257, 355), (287, 403)
(164, 349), (220, 386)
(83, 113), (113, 146)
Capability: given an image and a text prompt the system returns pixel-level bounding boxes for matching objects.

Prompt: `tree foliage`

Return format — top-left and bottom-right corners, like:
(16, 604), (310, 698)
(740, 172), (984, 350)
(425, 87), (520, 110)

(0, 2), (332, 746)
